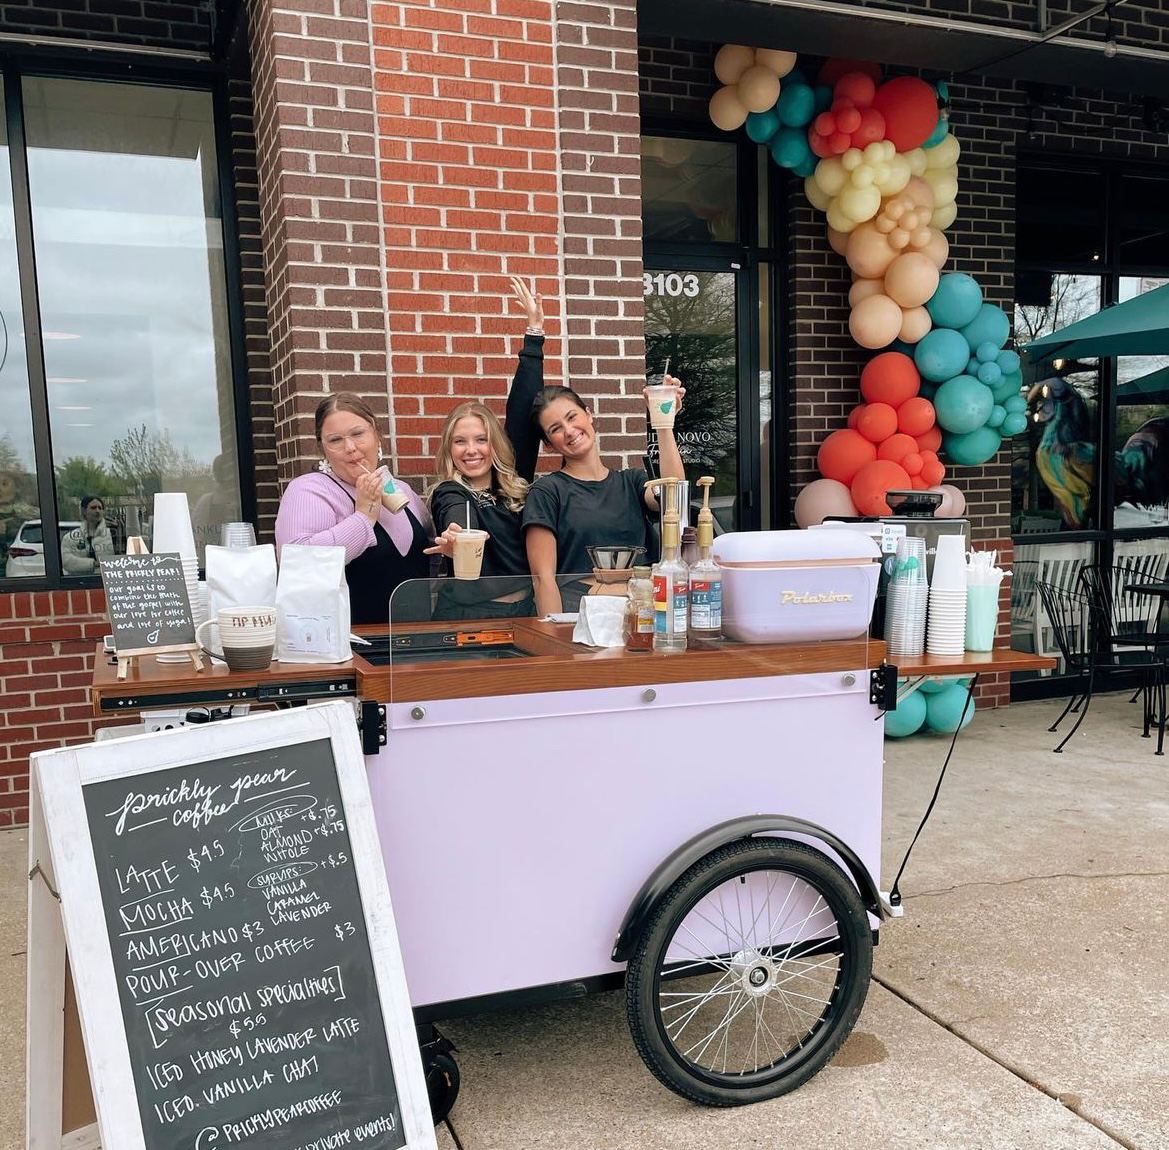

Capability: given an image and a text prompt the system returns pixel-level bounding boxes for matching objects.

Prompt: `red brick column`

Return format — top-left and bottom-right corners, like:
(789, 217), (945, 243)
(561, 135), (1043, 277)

(248, 0), (390, 483)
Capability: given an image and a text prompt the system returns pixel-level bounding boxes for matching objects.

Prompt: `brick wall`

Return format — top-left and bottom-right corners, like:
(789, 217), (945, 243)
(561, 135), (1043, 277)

(0, 1), (213, 50)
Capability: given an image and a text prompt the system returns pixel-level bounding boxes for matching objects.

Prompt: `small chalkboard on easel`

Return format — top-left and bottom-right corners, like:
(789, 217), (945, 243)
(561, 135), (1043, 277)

(97, 553), (204, 679)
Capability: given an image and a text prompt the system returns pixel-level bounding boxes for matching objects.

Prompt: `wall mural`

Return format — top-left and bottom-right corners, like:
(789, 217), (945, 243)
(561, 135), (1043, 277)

(706, 47), (1029, 524)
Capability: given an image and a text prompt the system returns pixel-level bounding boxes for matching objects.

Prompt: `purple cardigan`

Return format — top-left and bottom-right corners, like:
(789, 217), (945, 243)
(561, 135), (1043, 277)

(274, 471), (433, 565)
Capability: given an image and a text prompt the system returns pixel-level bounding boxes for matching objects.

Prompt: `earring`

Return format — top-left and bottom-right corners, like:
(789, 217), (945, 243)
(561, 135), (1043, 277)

(317, 458), (333, 475)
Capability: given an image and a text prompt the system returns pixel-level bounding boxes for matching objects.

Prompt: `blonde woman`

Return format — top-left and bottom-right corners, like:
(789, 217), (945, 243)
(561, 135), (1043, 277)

(426, 277), (544, 584)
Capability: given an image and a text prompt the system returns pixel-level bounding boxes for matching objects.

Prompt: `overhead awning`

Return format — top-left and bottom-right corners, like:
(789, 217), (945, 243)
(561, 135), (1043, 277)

(1117, 364), (1169, 404)
(637, 0), (1169, 100)
(1021, 284), (1169, 362)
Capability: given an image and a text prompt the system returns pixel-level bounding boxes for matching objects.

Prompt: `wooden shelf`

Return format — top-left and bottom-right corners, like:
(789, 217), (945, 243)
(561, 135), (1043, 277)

(895, 649), (1057, 677)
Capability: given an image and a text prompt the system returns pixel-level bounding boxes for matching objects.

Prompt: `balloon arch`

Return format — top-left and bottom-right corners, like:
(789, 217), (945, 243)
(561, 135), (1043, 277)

(707, 47), (1028, 525)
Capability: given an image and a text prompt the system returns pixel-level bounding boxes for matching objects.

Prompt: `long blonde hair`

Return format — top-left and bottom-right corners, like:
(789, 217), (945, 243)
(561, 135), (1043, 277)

(430, 402), (528, 513)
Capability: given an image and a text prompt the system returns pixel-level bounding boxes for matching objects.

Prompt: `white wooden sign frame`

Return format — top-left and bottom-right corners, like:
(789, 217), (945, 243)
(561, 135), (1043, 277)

(27, 701), (437, 1150)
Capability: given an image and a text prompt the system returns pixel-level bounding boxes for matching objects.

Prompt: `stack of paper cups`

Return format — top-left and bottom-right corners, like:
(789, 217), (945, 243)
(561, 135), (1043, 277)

(152, 493), (203, 660)
(926, 534), (967, 655)
(884, 536), (928, 657)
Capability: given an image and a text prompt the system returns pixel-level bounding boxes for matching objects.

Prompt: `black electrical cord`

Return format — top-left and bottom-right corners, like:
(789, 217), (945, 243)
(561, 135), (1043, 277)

(888, 673), (979, 907)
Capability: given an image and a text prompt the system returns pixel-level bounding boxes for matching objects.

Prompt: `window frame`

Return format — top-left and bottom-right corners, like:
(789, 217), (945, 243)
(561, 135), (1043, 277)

(0, 52), (255, 591)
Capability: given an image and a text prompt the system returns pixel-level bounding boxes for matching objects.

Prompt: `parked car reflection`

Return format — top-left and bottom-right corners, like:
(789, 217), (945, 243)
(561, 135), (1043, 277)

(4, 519), (80, 578)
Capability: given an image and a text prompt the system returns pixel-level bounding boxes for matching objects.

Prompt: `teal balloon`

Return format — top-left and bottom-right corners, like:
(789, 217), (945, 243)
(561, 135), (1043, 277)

(1002, 393), (1027, 414)
(776, 82), (816, 128)
(996, 349), (1021, 375)
(960, 303), (1010, 353)
(975, 341), (999, 364)
(935, 81), (950, 102)
(915, 328), (971, 382)
(922, 116), (949, 149)
(977, 362), (1002, 386)
(926, 273), (983, 329)
(770, 126), (811, 168)
(792, 155), (817, 178)
(966, 357), (980, 375)
(813, 85), (833, 113)
(991, 369), (1023, 404)
(943, 426), (1003, 466)
(917, 677), (948, 694)
(1001, 411), (1029, 436)
(925, 683), (975, 733)
(746, 109), (780, 143)
(934, 374), (994, 434)
(885, 691), (927, 738)
(987, 404), (1006, 428)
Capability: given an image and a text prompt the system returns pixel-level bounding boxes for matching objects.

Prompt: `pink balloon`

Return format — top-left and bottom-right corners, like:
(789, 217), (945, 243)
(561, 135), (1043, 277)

(795, 478), (858, 527)
(938, 483), (967, 517)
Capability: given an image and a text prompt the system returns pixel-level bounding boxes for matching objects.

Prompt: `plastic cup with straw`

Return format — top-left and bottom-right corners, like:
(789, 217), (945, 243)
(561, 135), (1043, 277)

(452, 496), (488, 580)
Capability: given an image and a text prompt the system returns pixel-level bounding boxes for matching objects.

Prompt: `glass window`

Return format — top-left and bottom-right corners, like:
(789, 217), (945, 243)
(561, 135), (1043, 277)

(0, 86), (43, 579)
(641, 137), (737, 244)
(1016, 165), (1106, 266)
(22, 76), (241, 571)
(1013, 274), (1103, 531)
(643, 269), (739, 530)
(1118, 175), (1169, 269)
(1112, 276), (1169, 528)
(1009, 538), (1096, 670)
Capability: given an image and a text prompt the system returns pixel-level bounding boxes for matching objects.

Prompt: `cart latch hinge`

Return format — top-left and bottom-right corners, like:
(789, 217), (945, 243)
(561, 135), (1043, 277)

(870, 664), (898, 711)
(358, 702), (387, 754)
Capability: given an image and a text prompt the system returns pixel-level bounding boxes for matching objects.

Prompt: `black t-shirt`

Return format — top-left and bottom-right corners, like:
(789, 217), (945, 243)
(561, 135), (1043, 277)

(521, 468), (657, 575)
(430, 480), (527, 578)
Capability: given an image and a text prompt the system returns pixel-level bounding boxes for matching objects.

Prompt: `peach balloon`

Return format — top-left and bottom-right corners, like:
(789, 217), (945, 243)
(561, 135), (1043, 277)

(899, 305), (932, 343)
(849, 293), (903, 350)
(755, 48), (798, 77)
(737, 65), (782, 113)
(827, 226), (850, 257)
(849, 278), (885, 308)
(714, 44), (756, 85)
(794, 478), (857, 527)
(709, 85), (749, 131)
(884, 251), (940, 309)
(845, 222), (897, 279)
(920, 228), (950, 268)
(903, 175), (935, 208)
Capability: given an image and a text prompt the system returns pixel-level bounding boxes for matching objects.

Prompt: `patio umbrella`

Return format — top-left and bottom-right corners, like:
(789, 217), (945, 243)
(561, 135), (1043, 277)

(1022, 282), (1169, 362)
(1117, 363), (1169, 404)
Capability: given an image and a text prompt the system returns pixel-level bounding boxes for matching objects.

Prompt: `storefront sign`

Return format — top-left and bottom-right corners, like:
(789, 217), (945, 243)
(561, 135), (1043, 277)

(99, 553), (195, 656)
(28, 703), (436, 1150)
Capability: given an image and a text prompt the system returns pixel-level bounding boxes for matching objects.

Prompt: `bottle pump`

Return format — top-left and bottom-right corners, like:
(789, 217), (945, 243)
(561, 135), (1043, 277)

(646, 477), (688, 653)
(688, 476), (722, 642)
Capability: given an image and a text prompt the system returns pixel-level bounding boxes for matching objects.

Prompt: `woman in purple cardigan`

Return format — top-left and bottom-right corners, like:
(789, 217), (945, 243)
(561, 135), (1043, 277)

(274, 394), (433, 624)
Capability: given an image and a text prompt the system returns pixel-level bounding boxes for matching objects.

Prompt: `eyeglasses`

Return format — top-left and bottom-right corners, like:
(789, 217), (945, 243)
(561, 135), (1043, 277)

(323, 426), (374, 451)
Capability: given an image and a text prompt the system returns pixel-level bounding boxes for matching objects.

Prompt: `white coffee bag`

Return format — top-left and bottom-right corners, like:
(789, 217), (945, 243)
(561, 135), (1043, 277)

(205, 544), (277, 620)
(274, 544), (352, 663)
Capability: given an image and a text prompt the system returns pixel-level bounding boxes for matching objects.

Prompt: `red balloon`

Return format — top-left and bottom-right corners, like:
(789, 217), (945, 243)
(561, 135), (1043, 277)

(850, 459), (912, 516)
(809, 131), (834, 158)
(897, 396), (936, 437)
(818, 58), (883, 87)
(834, 102), (862, 134)
(910, 474), (929, 489)
(902, 451), (924, 476)
(856, 402), (898, 444)
(870, 76), (939, 152)
(818, 428), (877, 485)
(853, 106), (886, 147)
(834, 72), (876, 108)
(814, 111), (835, 137)
(847, 404), (865, 429)
(919, 450), (945, 487)
(829, 131), (851, 154)
(877, 433), (919, 464)
(915, 425), (943, 453)
(860, 351), (920, 408)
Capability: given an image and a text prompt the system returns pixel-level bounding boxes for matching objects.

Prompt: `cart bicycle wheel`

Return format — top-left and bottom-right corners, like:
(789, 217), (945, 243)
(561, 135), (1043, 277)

(625, 837), (873, 1106)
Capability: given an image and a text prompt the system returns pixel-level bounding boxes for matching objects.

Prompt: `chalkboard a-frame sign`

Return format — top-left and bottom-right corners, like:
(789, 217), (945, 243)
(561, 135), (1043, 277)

(30, 702), (437, 1150)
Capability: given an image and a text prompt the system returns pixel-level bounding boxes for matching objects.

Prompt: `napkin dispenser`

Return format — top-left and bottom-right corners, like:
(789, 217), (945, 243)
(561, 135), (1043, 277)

(711, 530), (881, 644)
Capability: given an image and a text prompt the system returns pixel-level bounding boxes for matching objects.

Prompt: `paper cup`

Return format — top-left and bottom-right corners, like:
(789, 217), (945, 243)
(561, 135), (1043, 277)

(645, 383), (679, 431)
(452, 529), (489, 580)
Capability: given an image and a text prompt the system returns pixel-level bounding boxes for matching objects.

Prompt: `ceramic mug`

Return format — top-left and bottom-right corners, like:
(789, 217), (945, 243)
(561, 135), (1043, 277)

(196, 605), (276, 671)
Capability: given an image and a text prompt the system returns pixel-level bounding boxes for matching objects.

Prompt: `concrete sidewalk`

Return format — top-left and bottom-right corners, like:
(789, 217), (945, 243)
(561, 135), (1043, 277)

(2, 693), (1166, 1149)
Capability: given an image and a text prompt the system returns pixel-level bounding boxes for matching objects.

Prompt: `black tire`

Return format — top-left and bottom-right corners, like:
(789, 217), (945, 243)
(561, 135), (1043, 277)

(425, 1051), (460, 1124)
(625, 837), (873, 1106)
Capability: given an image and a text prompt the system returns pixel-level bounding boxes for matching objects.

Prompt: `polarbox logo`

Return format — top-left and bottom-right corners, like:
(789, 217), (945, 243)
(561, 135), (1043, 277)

(781, 590), (854, 605)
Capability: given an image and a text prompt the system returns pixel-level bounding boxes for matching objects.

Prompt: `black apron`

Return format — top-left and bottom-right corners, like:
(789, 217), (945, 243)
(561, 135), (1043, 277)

(337, 488), (431, 624)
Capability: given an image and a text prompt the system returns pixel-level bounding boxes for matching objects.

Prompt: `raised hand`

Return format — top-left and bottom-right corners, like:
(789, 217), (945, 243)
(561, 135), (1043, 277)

(423, 522), (463, 558)
(510, 275), (544, 332)
(355, 463), (385, 523)
(642, 375), (686, 415)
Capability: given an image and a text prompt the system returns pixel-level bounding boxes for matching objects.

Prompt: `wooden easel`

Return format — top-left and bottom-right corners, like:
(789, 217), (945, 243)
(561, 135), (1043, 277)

(114, 644), (203, 681)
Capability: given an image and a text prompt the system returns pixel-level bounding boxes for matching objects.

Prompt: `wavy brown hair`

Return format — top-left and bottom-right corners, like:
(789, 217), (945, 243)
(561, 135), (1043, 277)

(429, 402), (528, 513)
(313, 393), (382, 444)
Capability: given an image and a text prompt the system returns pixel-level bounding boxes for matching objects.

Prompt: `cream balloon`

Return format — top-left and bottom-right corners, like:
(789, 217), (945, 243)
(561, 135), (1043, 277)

(713, 44), (756, 86)
(804, 175), (830, 212)
(849, 277), (886, 307)
(813, 156), (847, 197)
(904, 148), (928, 176)
(838, 183), (881, 224)
(845, 222), (898, 279)
(884, 251), (940, 309)
(874, 154), (912, 196)
(826, 202), (859, 234)
(932, 202), (958, 230)
(736, 65), (781, 113)
(899, 305), (933, 343)
(709, 85), (749, 131)
(827, 226), (850, 257)
(923, 169), (959, 207)
(924, 133), (961, 169)
(920, 227), (950, 268)
(754, 48), (798, 78)
(849, 293), (903, 349)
